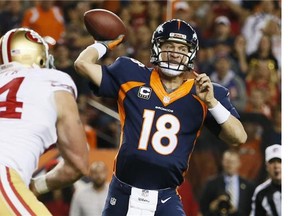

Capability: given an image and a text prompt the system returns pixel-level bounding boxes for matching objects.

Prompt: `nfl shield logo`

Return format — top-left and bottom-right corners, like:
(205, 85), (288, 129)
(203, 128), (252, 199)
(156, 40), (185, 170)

(163, 96), (170, 103)
(110, 197), (117, 205)
(142, 189), (149, 197)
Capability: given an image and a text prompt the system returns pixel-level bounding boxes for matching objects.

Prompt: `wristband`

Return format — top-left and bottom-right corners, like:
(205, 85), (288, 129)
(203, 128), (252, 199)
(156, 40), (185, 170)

(88, 43), (107, 60)
(33, 175), (49, 194)
(208, 101), (230, 124)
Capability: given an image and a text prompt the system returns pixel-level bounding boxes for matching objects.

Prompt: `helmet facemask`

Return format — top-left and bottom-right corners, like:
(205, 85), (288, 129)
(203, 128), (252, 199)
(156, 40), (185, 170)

(150, 19), (199, 77)
(152, 39), (197, 77)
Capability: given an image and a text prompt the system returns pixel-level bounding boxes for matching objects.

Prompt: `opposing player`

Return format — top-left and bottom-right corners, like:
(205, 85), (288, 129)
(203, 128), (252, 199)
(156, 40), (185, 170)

(75, 19), (247, 216)
(0, 28), (89, 215)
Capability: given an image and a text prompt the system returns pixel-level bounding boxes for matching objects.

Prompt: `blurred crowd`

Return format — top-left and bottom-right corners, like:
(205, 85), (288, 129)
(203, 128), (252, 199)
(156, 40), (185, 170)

(0, 0), (281, 215)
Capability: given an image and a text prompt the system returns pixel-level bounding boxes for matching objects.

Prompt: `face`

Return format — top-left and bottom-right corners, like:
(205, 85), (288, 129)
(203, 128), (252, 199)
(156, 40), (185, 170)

(222, 151), (241, 176)
(215, 57), (230, 76)
(266, 158), (281, 184)
(89, 162), (108, 188)
(160, 41), (189, 66)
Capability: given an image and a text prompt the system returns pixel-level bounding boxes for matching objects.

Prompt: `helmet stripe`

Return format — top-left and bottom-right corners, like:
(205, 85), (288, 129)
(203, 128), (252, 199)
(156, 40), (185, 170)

(177, 20), (181, 30)
(0, 39), (3, 64)
(1, 30), (15, 64)
(6, 32), (15, 63)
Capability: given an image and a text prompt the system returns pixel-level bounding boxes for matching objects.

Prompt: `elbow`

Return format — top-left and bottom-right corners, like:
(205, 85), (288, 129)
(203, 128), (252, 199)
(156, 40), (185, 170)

(231, 129), (247, 147)
(77, 154), (90, 177)
(240, 130), (248, 144)
(74, 59), (86, 75)
(237, 123), (248, 144)
(220, 126), (247, 146)
(69, 154), (90, 180)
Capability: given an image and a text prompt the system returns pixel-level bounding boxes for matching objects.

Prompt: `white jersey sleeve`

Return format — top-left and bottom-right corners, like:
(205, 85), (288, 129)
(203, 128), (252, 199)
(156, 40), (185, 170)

(0, 65), (77, 185)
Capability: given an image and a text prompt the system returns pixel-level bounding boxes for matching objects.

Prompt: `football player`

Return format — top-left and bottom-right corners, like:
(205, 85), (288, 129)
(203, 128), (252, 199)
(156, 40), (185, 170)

(0, 28), (89, 215)
(75, 19), (247, 216)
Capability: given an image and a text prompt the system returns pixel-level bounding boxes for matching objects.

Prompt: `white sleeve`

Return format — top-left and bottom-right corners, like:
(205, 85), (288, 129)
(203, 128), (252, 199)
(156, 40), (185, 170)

(48, 69), (78, 98)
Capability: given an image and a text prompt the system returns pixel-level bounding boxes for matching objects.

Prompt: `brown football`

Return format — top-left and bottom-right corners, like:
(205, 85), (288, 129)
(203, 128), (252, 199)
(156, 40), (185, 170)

(83, 9), (127, 41)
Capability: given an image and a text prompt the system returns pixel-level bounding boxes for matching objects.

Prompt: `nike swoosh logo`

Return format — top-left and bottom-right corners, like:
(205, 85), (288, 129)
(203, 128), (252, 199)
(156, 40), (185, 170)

(160, 197), (172, 204)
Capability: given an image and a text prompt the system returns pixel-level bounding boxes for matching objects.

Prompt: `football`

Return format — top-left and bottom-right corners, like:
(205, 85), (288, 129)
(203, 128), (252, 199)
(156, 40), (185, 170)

(83, 9), (127, 41)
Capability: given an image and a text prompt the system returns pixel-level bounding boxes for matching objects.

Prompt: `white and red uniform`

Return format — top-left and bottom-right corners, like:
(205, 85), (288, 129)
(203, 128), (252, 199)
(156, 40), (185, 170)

(0, 63), (77, 215)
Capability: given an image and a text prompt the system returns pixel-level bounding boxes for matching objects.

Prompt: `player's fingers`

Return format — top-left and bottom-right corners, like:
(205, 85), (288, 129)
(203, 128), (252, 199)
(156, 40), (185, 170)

(195, 74), (210, 85)
(199, 82), (210, 92)
(107, 35), (125, 50)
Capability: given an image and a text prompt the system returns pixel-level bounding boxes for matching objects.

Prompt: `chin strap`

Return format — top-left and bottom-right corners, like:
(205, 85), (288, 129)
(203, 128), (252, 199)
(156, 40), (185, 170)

(47, 54), (55, 69)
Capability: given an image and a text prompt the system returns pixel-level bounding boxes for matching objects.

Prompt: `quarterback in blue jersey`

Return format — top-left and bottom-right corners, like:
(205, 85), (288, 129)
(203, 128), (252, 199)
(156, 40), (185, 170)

(75, 19), (247, 216)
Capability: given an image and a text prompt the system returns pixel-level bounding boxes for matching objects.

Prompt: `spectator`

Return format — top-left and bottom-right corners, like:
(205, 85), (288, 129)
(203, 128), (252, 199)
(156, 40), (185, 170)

(21, 1), (65, 43)
(200, 150), (255, 216)
(250, 144), (281, 216)
(53, 42), (91, 96)
(127, 0), (147, 30)
(0, 1), (23, 36)
(230, 34), (248, 78)
(245, 88), (272, 119)
(247, 34), (279, 77)
(202, 1), (249, 40)
(63, 2), (94, 60)
(245, 59), (280, 114)
(146, 1), (164, 31)
(241, 0), (280, 55)
(69, 161), (109, 216)
(172, 1), (193, 24)
(205, 16), (235, 49)
(209, 54), (247, 112)
(199, 17), (242, 77)
(117, 7), (135, 56)
(132, 24), (152, 56)
(238, 122), (264, 182)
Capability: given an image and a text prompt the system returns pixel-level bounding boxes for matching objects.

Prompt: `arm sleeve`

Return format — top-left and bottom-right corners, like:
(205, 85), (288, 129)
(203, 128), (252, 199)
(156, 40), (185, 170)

(49, 69), (78, 98)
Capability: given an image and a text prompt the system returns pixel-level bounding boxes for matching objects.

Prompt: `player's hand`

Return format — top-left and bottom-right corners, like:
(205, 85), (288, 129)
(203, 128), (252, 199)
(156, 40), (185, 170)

(193, 71), (217, 108)
(98, 34), (125, 50)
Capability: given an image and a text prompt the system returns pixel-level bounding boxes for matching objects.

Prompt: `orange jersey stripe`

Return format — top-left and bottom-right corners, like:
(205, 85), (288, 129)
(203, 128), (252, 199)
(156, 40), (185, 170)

(150, 69), (195, 106)
(114, 81), (145, 173)
(118, 81), (145, 129)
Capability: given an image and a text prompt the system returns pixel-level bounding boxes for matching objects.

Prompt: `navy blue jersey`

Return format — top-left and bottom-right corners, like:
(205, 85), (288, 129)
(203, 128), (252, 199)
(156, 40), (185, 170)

(90, 57), (240, 190)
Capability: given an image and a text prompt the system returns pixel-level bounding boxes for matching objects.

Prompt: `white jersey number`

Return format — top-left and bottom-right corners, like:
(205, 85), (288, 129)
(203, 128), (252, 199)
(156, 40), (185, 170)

(138, 109), (180, 155)
(0, 77), (24, 119)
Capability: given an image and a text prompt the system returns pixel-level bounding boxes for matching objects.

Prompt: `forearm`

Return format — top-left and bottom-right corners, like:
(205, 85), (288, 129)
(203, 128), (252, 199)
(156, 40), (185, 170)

(31, 160), (83, 196)
(208, 101), (247, 145)
(30, 92), (90, 196)
(76, 42), (106, 63)
(45, 160), (82, 189)
(74, 44), (104, 86)
(219, 115), (247, 145)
